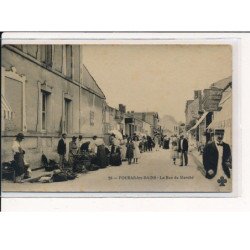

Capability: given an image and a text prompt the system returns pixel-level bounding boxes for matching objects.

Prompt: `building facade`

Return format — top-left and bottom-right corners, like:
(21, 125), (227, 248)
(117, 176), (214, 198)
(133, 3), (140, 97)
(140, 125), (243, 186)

(126, 111), (159, 136)
(1, 45), (106, 168)
(103, 103), (126, 144)
(186, 77), (232, 148)
(185, 90), (202, 128)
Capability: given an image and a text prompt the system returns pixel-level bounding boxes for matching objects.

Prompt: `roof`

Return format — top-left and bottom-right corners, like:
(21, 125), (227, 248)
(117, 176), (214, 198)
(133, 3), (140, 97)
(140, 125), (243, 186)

(210, 76), (232, 90)
(81, 64), (106, 99)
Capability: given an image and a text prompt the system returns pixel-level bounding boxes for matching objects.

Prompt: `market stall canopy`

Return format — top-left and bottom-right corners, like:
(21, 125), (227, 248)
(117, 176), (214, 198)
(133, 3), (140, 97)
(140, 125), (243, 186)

(188, 112), (208, 131)
(1, 94), (13, 120)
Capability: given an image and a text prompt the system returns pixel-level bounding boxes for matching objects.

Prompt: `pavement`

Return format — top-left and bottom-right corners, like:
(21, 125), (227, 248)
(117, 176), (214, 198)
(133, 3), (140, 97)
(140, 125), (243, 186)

(2, 148), (232, 193)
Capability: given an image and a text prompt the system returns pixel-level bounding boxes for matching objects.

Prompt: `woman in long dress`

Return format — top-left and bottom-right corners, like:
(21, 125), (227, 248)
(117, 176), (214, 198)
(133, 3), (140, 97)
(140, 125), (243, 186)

(110, 144), (122, 166)
(96, 144), (108, 168)
(133, 136), (141, 164)
(120, 135), (128, 161)
(154, 135), (160, 151)
(126, 137), (134, 165)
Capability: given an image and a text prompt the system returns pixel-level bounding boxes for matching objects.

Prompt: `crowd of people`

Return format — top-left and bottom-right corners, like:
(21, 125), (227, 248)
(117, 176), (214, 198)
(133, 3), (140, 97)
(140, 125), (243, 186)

(57, 133), (162, 169)
(5, 129), (231, 183)
(5, 131), (188, 183)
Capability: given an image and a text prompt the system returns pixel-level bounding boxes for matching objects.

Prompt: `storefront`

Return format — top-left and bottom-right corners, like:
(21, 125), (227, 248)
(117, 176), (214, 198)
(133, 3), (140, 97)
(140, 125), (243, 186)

(207, 88), (232, 146)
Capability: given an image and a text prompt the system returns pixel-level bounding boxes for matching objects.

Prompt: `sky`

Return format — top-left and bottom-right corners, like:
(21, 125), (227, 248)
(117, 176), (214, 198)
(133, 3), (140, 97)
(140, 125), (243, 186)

(82, 45), (232, 122)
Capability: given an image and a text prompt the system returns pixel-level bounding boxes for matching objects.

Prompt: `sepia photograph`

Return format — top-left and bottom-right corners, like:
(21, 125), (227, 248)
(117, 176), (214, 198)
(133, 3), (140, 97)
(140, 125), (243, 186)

(1, 42), (233, 194)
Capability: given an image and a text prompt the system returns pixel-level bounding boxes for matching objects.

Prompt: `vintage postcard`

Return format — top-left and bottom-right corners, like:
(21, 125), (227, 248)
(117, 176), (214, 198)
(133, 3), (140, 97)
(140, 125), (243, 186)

(1, 35), (236, 196)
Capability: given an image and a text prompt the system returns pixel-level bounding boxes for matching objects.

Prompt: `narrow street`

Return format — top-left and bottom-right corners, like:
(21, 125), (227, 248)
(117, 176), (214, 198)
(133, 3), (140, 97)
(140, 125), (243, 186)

(2, 149), (231, 193)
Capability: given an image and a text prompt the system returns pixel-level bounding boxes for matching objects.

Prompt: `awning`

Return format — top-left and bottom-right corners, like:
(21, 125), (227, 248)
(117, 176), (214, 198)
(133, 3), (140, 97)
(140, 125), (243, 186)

(188, 112), (208, 131)
(1, 95), (13, 120)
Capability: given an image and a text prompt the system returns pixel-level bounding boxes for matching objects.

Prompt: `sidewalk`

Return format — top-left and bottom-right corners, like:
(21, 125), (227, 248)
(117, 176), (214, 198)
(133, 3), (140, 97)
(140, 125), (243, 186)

(189, 148), (206, 177)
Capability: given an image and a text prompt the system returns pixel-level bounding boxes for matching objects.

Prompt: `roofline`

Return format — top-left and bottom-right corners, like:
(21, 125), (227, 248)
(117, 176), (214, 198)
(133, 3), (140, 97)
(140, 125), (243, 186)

(4, 45), (106, 100)
(81, 64), (106, 99)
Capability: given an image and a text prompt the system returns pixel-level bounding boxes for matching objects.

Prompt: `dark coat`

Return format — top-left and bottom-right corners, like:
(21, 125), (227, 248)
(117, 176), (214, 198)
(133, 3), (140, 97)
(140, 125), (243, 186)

(126, 142), (134, 159)
(57, 138), (66, 155)
(96, 145), (109, 168)
(202, 141), (232, 179)
(110, 145), (122, 166)
(178, 138), (188, 152)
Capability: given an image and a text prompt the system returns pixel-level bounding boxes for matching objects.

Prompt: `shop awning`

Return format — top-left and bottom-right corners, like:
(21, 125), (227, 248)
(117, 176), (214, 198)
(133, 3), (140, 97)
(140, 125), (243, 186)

(207, 95), (231, 130)
(1, 95), (13, 120)
(188, 112), (208, 131)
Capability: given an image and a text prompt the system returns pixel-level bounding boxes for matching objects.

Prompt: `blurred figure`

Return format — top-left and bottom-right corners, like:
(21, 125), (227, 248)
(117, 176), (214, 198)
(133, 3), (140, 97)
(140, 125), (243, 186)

(171, 135), (179, 165)
(110, 138), (122, 166)
(68, 136), (78, 167)
(89, 135), (98, 154)
(126, 137), (134, 165)
(12, 133), (27, 182)
(133, 136), (141, 164)
(178, 135), (189, 166)
(57, 133), (67, 169)
(77, 135), (83, 152)
(153, 134), (160, 151)
(147, 135), (153, 152)
(120, 134), (128, 161)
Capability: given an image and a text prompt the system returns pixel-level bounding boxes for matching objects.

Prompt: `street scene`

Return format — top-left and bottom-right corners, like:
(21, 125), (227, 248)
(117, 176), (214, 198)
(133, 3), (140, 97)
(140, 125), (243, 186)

(1, 44), (232, 193)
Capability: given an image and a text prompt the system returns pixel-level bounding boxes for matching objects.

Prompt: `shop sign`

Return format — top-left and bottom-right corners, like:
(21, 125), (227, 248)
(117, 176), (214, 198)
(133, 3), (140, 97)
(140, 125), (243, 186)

(203, 88), (223, 111)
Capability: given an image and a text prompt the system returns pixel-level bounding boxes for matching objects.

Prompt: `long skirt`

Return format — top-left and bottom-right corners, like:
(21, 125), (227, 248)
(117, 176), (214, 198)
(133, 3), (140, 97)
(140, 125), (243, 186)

(126, 146), (134, 159)
(110, 146), (122, 166)
(133, 145), (141, 159)
(121, 145), (127, 160)
(14, 153), (25, 176)
(68, 153), (75, 167)
(96, 145), (109, 168)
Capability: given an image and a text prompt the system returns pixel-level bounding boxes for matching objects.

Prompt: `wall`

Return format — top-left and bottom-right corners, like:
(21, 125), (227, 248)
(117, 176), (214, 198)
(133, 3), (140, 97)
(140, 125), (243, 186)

(1, 46), (105, 169)
(186, 98), (200, 125)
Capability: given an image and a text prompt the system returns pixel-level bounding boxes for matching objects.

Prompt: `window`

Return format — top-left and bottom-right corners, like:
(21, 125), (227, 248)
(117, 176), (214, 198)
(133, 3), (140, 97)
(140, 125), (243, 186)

(64, 98), (72, 133)
(66, 45), (73, 78)
(90, 111), (94, 126)
(45, 45), (52, 67)
(41, 91), (48, 131)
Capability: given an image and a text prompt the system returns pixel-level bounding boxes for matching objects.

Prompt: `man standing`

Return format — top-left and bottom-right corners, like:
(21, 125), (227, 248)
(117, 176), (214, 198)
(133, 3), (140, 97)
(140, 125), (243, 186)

(57, 133), (67, 169)
(178, 134), (188, 166)
(202, 130), (232, 180)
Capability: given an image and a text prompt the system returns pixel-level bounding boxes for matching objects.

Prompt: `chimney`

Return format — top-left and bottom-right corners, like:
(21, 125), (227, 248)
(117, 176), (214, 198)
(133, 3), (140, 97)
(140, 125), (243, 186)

(194, 90), (202, 99)
(119, 104), (126, 113)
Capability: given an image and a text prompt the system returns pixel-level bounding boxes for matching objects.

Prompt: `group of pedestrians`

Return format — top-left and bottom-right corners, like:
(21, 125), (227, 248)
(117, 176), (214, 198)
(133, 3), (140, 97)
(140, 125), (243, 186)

(57, 133), (163, 169)
(113, 134), (156, 165)
(170, 134), (189, 166)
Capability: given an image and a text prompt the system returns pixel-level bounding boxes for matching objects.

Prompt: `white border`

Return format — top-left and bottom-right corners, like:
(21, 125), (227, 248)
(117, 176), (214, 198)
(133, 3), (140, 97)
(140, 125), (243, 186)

(1, 32), (241, 198)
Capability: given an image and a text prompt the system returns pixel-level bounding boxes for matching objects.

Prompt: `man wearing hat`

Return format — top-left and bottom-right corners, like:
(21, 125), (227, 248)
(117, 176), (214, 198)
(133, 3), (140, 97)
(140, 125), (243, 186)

(202, 129), (232, 180)
(12, 133), (26, 182)
(57, 133), (67, 169)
